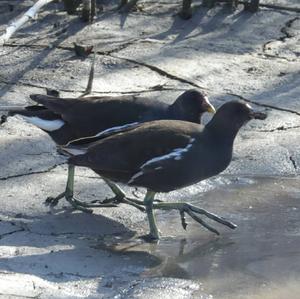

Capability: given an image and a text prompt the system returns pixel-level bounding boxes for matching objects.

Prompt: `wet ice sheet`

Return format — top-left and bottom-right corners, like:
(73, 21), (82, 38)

(107, 176), (300, 299)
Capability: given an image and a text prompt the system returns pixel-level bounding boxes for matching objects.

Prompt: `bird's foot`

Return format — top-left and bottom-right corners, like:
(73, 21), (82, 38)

(46, 192), (145, 213)
(65, 196), (95, 213)
(154, 202), (237, 235)
(98, 195), (124, 204)
(92, 195), (146, 212)
(45, 192), (66, 207)
(45, 192), (117, 213)
(140, 233), (160, 243)
(68, 195), (120, 212)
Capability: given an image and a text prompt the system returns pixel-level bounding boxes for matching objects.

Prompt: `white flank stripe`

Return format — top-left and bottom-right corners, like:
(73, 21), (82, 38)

(141, 138), (195, 167)
(128, 171), (143, 184)
(128, 138), (195, 184)
(22, 116), (65, 132)
(94, 122), (140, 137)
(67, 122), (140, 146)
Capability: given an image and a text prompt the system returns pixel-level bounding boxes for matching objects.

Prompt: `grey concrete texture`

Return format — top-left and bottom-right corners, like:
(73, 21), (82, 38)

(0, 0), (299, 298)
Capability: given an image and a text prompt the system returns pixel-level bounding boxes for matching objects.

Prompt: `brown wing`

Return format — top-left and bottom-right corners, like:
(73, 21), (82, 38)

(29, 94), (78, 115)
(30, 94), (137, 120)
(69, 120), (201, 183)
(29, 94), (153, 136)
(65, 122), (142, 146)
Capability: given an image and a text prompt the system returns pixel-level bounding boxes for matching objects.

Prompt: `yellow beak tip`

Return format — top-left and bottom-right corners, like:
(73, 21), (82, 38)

(207, 106), (216, 114)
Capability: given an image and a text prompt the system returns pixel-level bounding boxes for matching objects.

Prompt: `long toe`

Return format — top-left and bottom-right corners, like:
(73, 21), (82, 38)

(184, 203), (237, 230)
(92, 195), (146, 212)
(65, 197), (94, 213)
(153, 202), (237, 234)
(73, 198), (118, 208)
(101, 195), (123, 204)
(44, 191), (66, 207)
(180, 211), (188, 230)
(45, 196), (60, 207)
(140, 233), (160, 243)
(186, 210), (220, 235)
(74, 196), (145, 212)
(123, 197), (145, 212)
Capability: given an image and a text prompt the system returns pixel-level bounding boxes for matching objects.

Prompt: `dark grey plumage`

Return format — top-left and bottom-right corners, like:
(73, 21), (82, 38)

(67, 101), (266, 193)
(8, 90), (215, 145)
(6, 89), (215, 214)
(63, 101), (266, 239)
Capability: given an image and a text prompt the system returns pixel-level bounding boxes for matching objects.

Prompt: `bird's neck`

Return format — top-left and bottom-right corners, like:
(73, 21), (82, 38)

(168, 103), (200, 123)
(205, 121), (239, 147)
(168, 102), (183, 119)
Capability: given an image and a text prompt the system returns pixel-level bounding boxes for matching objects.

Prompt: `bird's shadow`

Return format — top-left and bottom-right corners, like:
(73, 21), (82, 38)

(0, 201), (236, 285)
(0, 209), (162, 283)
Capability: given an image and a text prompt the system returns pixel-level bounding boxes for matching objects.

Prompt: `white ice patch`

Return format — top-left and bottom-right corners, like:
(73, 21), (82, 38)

(128, 138), (195, 184)
(22, 116), (65, 132)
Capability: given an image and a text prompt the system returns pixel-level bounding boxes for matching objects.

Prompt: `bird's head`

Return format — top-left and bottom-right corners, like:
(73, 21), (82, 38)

(207, 100), (267, 139)
(170, 89), (216, 123)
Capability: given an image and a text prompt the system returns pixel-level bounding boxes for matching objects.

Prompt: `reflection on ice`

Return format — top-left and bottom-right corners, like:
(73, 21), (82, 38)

(106, 176), (300, 299)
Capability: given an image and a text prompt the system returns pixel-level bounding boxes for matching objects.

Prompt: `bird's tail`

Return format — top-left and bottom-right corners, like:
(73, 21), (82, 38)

(0, 106), (25, 114)
(0, 104), (65, 132)
(0, 105), (47, 116)
(58, 144), (90, 168)
(0, 106), (28, 125)
(59, 144), (88, 157)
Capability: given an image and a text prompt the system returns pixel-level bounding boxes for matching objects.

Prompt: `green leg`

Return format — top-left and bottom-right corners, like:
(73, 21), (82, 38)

(100, 179), (162, 206)
(102, 178), (144, 205)
(45, 165), (118, 213)
(143, 190), (160, 240)
(45, 164), (75, 207)
(45, 168), (145, 212)
(65, 164), (74, 197)
(153, 202), (237, 235)
(87, 178), (145, 212)
(45, 165), (91, 213)
(62, 165), (94, 213)
(103, 178), (126, 200)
